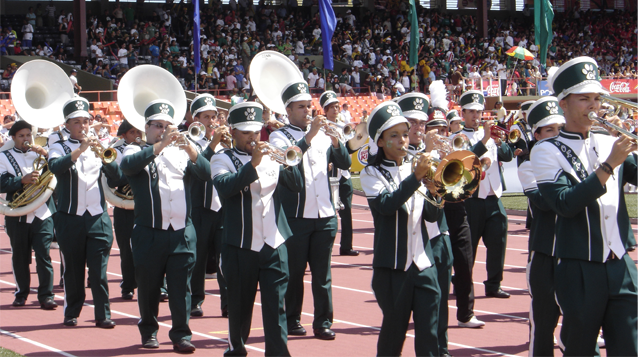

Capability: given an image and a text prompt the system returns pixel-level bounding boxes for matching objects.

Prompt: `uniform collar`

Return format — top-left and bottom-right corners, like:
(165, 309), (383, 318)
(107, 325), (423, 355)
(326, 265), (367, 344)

(462, 127), (476, 132)
(62, 127), (71, 134)
(287, 123), (307, 132)
(559, 129), (590, 140)
(68, 138), (81, 144)
(12, 147), (25, 154)
(233, 147), (249, 156)
(381, 157), (398, 167)
(452, 129), (462, 135)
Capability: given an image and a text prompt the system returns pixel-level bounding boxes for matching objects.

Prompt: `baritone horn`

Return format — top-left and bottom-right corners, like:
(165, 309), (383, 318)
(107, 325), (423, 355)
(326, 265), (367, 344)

(8, 141), (55, 209)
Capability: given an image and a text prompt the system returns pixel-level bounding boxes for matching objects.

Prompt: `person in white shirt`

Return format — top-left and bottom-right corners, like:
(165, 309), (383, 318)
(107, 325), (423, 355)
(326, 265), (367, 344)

(312, 25), (321, 41)
(21, 20), (34, 49)
(340, 103), (352, 123)
(69, 68), (81, 94)
(117, 43), (129, 69)
(120, 99), (210, 353)
(505, 33), (514, 48)
(307, 67), (320, 88)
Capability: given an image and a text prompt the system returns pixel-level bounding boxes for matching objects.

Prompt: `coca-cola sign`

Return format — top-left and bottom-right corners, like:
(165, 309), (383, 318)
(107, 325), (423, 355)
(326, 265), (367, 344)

(600, 79), (638, 94)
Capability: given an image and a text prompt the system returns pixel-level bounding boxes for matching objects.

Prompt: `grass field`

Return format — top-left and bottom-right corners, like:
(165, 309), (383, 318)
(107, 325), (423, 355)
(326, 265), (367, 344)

(351, 176), (638, 218)
(0, 347), (23, 357)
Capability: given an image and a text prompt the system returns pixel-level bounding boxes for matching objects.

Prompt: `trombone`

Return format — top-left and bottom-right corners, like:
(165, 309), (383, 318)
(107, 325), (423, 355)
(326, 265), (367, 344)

(251, 141), (303, 166)
(8, 141), (55, 208)
(588, 112), (638, 141)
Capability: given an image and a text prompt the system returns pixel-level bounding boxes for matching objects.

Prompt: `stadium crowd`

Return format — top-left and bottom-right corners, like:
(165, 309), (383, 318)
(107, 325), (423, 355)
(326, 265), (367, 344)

(0, 0), (637, 98)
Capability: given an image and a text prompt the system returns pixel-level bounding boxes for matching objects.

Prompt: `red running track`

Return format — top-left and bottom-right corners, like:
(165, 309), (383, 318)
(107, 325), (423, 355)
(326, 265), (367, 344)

(0, 194), (637, 357)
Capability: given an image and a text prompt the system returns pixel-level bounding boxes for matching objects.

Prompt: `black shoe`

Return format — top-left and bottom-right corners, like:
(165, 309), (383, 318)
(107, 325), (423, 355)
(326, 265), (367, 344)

(142, 335), (159, 349)
(40, 298), (58, 310)
(63, 317), (77, 326)
(441, 352), (452, 357)
(173, 339), (196, 353)
(288, 321), (307, 336)
(12, 298), (26, 307)
(313, 328), (336, 340)
(191, 305), (203, 317)
(96, 319), (116, 329)
(221, 306), (228, 318)
(339, 249), (360, 256)
(122, 291), (134, 300)
(159, 292), (169, 302)
(486, 289), (511, 298)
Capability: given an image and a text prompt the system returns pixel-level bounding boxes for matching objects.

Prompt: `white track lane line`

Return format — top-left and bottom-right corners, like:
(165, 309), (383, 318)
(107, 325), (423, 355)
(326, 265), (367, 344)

(0, 328), (75, 357)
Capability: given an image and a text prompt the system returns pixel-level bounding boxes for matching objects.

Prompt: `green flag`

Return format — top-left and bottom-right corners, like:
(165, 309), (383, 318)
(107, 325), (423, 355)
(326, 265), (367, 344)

(408, 0), (419, 68)
(534, 0), (554, 68)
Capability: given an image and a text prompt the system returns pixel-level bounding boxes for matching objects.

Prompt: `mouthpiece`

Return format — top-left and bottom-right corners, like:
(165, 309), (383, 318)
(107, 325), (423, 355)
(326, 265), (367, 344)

(588, 112), (598, 121)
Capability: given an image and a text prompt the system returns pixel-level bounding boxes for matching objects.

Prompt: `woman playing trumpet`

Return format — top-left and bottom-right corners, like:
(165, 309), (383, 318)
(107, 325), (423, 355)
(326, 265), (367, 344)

(48, 97), (122, 328)
(360, 102), (441, 356)
(0, 121), (57, 310)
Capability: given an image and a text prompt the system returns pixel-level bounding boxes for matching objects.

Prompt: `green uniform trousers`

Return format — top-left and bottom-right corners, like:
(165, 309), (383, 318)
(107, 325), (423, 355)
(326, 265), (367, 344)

(465, 195), (508, 293)
(221, 243), (290, 357)
(372, 264), (440, 357)
(285, 216), (337, 330)
(555, 254), (638, 357)
(6, 216), (54, 304)
(526, 251), (560, 357)
(338, 177), (353, 252)
(113, 207), (136, 294)
(430, 234), (453, 356)
(131, 224), (196, 343)
(55, 211), (113, 320)
(191, 207), (227, 311)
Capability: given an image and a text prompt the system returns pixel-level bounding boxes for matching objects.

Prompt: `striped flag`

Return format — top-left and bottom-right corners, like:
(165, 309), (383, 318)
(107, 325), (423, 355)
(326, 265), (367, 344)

(319, 0), (336, 71)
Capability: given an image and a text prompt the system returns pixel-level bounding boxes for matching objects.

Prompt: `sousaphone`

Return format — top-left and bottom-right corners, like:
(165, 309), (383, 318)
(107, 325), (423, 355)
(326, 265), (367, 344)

(249, 50), (304, 115)
(0, 60), (74, 216)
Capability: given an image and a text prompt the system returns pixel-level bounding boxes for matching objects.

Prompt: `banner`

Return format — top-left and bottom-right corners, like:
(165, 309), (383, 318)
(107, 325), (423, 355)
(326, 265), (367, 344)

(538, 80), (553, 96)
(600, 79), (638, 94)
(319, 0), (337, 71)
(193, 0), (201, 75)
(350, 142), (370, 173)
(481, 80), (501, 97)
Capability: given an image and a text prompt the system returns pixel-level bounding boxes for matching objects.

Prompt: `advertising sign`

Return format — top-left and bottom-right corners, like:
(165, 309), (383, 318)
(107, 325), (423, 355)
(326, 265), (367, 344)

(350, 142), (370, 173)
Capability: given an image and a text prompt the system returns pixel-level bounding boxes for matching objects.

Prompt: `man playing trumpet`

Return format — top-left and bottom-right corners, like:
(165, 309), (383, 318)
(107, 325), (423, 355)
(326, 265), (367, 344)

(211, 101), (304, 356)
(120, 99), (211, 353)
(48, 97), (122, 328)
(270, 81), (351, 340)
(1, 120), (57, 310)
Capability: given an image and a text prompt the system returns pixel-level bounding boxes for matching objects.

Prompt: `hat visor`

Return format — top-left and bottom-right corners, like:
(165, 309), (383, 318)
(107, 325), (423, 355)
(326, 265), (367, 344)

(373, 116), (409, 144)
(232, 122), (263, 132)
(284, 93), (312, 108)
(449, 116), (462, 122)
(403, 110), (428, 122)
(558, 82), (609, 100)
(461, 103), (484, 111)
(426, 119), (448, 127)
(65, 110), (92, 121)
(192, 105), (219, 118)
(322, 97), (339, 108)
(146, 113), (174, 122)
(531, 115), (566, 132)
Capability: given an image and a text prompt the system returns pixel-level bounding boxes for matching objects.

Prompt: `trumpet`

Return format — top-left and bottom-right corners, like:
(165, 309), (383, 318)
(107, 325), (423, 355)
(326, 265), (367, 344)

(170, 122), (206, 147)
(9, 141), (56, 208)
(210, 124), (233, 148)
(587, 112), (638, 141)
(82, 131), (117, 163)
(306, 115), (355, 141)
(480, 122), (520, 143)
(250, 141), (303, 166)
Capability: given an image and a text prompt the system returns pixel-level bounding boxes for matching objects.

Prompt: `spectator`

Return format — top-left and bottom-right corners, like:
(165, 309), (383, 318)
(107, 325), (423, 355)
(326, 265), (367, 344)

(308, 67), (319, 89)
(360, 110), (368, 123)
(338, 68), (356, 97)
(69, 68), (81, 94)
(117, 43), (129, 70)
(340, 103), (352, 123)
(149, 40), (160, 66)
(45, 1), (56, 27)
(21, 19), (34, 49)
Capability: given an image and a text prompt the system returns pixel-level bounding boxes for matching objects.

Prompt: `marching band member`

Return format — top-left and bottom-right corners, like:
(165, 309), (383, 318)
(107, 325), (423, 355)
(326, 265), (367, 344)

(48, 97), (121, 328)
(1, 121), (57, 310)
(211, 101), (304, 357)
(270, 81), (351, 340)
(458, 90), (514, 299)
(120, 99), (211, 353)
(444, 103), (490, 329)
(510, 100), (535, 167)
(531, 57), (638, 356)
(186, 94), (228, 318)
(108, 119), (141, 300)
(517, 97), (565, 356)
(360, 101), (441, 356)
(320, 90), (358, 256)
(396, 90), (453, 355)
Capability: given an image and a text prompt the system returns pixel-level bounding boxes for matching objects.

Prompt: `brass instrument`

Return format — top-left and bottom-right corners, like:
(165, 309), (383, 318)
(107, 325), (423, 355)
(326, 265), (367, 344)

(210, 124), (233, 148)
(403, 146), (482, 208)
(114, 184), (134, 200)
(250, 141), (303, 166)
(306, 115), (355, 141)
(587, 112), (638, 141)
(83, 131), (117, 163)
(8, 141), (55, 209)
(600, 94), (638, 115)
(479, 121), (520, 143)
